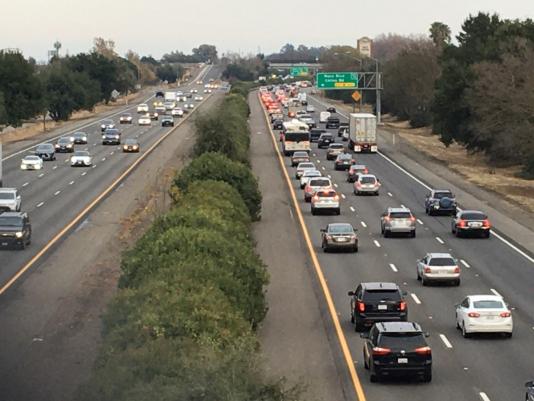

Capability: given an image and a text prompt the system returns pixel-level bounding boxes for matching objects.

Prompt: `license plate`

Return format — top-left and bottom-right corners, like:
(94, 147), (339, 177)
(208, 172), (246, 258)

(469, 222), (482, 228)
(378, 305), (387, 310)
(398, 358), (408, 364)
(485, 315), (495, 320)
(336, 237), (348, 242)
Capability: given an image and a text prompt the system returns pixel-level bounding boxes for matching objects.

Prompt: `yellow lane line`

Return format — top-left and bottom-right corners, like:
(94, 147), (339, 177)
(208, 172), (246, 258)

(0, 94), (214, 296)
(258, 93), (367, 401)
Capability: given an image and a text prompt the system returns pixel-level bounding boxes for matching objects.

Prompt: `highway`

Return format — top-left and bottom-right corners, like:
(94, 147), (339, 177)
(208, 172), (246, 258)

(258, 92), (534, 401)
(0, 64), (221, 293)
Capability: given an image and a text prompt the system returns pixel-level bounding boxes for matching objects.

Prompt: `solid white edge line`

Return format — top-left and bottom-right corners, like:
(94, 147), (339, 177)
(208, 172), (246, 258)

(410, 293), (422, 304)
(377, 150), (432, 190)
(436, 237), (444, 244)
(479, 392), (491, 401)
(490, 288), (502, 297)
(439, 334), (453, 349)
(389, 263), (398, 272)
(373, 239), (381, 248)
(460, 259), (470, 268)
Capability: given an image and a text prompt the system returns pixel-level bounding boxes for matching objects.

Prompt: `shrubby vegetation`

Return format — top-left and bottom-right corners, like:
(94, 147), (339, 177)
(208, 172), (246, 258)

(78, 87), (301, 400)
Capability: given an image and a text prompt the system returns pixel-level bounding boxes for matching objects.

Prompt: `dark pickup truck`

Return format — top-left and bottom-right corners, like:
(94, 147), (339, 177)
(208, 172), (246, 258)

(0, 212), (32, 250)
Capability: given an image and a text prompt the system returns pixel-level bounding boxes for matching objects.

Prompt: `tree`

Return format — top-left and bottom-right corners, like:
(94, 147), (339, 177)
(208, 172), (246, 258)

(93, 37), (118, 59)
(192, 44), (218, 62)
(429, 22), (451, 48)
(53, 40), (62, 56)
(0, 51), (43, 126)
(155, 64), (183, 83)
(126, 50), (157, 85)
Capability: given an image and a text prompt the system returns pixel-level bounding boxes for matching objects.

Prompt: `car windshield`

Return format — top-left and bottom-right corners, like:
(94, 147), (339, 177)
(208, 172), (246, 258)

(102, 120), (113, 124)
(125, 139), (137, 145)
(435, 191), (453, 199)
(37, 144), (53, 151)
(363, 289), (401, 302)
(360, 177), (376, 184)
(0, 193), (15, 200)
(428, 257), (455, 266)
(58, 138), (70, 144)
(330, 144), (344, 149)
(320, 134), (333, 139)
(379, 333), (426, 349)
(74, 132), (86, 137)
(0, 216), (22, 226)
(121, 114), (131, 118)
(25, 156), (40, 161)
(74, 151), (89, 157)
(303, 170), (320, 177)
(310, 179), (330, 187)
(462, 212), (487, 220)
(328, 224), (353, 234)
(293, 152), (308, 158)
(390, 212), (411, 219)
(328, 117), (340, 122)
(473, 300), (504, 309)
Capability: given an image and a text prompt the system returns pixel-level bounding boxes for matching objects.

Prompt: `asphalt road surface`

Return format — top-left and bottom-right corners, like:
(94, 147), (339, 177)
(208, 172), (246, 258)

(256, 92), (534, 401)
(0, 65), (220, 293)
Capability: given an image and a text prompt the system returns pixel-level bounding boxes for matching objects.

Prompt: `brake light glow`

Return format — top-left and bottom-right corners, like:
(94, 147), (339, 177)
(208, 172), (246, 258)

(333, 195), (340, 201)
(410, 216), (416, 222)
(458, 219), (467, 228)
(399, 301), (407, 311)
(357, 301), (365, 312)
(499, 311), (511, 318)
(424, 266), (432, 273)
(482, 219), (491, 228)
(453, 266), (460, 273)
(383, 216), (391, 222)
(372, 347), (391, 356)
(313, 195), (319, 201)
(415, 346), (432, 355)
(468, 312), (480, 318)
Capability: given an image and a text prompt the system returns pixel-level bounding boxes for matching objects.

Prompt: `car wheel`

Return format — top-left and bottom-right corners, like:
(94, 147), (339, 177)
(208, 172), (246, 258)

(462, 322), (470, 338)
(484, 231), (491, 239)
(353, 245), (358, 253)
(370, 372), (378, 383)
(323, 242), (328, 253)
(504, 332), (512, 339)
(353, 189), (358, 195)
(456, 315), (460, 329)
(355, 318), (364, 332)
(454, 279), (461, 286)
(375, 191), (379, 196)
(350, 311), (354, 323)
(417, 269), (421, 281)
(423, 371), (432, 383)
(311, 207), (316, 216)
(335, 208), (340, 216)
(411, 230), (416, 238)
(384, 230), (390, 238)
(19, 240), (26, 250)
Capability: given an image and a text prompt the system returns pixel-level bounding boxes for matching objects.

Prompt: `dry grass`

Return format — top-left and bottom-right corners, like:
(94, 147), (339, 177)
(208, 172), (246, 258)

(385, 120), (534, 214)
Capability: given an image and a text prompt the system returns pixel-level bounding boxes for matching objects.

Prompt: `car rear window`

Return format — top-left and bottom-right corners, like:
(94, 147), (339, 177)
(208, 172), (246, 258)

(473, 300), (504, 309)
(309, 179), (331, 187)
(299, 163), (314, 169)
(378, 333), (426, 349)
(293, 152), (308, 157)
(428, 257), (455, 266)
(0, 193), (15, 200)
(317, 191), (336, 198)
(462, 212), (487, 220)
(435, 192), (453, 199)
(360, 177), (376, 184)
(390, 212), (412, 219)
(0, 216), (22, 226)
(362, 289), (401, 302)
(329, 224), (353, 234)
(338, 154), (352, 160)
(330, 144), (344, 149)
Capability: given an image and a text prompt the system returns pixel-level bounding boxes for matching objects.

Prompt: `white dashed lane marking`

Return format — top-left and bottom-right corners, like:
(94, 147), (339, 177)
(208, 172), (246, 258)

(436, 237), (444, 244)
(341, 194), (346, 199)
(69, 181), (75, 185)
(81, 172), (87, 176)
(52, 166), (58, 170)
(361, 221), (367, 228)
(460, 259), (470, 268)
(101, 157), (106, 161)
(479, 392), (491, 401)
(410, 293), (422, 304)
(439, 334), (453, 349)
(22, 182), (29, 187)
(373, 240), (381, 248)
(389, 263), (398, 272)
(387, 192), (393, 197)
(38, 173), (44, 178)
(350, 206), (355, 212)
(417, 219), (424, 225)
(333, 183), (338, 188)
(36, 202), (44, 208)
(54, 190), (61, 196)
(490, 288), (502, 297)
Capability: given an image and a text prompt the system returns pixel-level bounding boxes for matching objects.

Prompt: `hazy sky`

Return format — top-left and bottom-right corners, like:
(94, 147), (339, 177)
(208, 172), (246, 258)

(2, 0), (533, 61)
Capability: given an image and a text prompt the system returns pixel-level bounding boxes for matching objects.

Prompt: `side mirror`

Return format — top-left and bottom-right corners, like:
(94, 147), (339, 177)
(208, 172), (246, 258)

(359, 332), (369, 339)
(347, 291), (355, 296)
(526, 381), (534, 387)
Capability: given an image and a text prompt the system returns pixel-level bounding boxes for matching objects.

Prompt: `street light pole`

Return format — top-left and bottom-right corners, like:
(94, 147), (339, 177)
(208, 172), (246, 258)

(367, 56), (381, 124)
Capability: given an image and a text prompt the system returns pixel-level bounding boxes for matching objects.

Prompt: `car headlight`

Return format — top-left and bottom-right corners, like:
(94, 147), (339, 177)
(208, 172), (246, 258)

(15, 231), (23, 238)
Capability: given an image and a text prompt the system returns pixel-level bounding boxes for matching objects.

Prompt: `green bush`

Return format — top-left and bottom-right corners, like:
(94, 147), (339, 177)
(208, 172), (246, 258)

(173, 152), (262, 220)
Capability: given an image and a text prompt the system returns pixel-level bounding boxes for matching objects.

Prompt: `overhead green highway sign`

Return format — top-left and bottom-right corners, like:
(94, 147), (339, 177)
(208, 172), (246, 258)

(316, 72), (359, 89)
(291, 66), (309, 76)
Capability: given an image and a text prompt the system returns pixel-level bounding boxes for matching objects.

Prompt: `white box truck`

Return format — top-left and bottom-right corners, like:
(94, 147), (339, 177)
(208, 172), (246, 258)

(349, 113), (377, 153)
(164, 91), (176, 102)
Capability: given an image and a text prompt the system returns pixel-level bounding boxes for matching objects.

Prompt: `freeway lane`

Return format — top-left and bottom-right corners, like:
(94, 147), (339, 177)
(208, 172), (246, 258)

(258, 93), (534, 401)
(0, 64), (221, 292)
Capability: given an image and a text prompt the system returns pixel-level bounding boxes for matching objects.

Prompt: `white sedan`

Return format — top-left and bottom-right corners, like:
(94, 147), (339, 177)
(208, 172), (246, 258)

(138, 115), (151, 125)
(171, 108), (184, 117)
(20, 155), (43, 170)
(137, 103), (149, 113)
(70, 150), (92, 167)
(455, 295), (513, 338)
(299, 169), (322, 189)
(194, 96), (204, 101)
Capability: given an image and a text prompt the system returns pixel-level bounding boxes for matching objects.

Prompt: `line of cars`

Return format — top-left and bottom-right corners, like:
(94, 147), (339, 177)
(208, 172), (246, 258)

(262, 85), (516, 384)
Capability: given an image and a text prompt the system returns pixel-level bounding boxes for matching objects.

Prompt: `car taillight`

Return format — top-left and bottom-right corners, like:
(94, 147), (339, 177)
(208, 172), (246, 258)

(410, 216), (416, 222)
(399, 301), (407, 311)
(372, 347), (391, 356)
(423, 266), (432, 273)
(415, 346), (432, 356)
(458, 219), (466, 228)
(333, 195), (340, 201)
(482, 219), (491, 228)
(355, 182), (361, 188)
(357, 301), (365, 312)
(383, 216), (390, 222)
(364, 168), (368, 173)
(500, 311), (511, 318)
(453, 266), (460, 273)
(468, 312), (480, 318)
(313, 195), (319, 201)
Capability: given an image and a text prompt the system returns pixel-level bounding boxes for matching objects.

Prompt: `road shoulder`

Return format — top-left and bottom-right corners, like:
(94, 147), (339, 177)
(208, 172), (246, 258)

(249, 92), (350, 401)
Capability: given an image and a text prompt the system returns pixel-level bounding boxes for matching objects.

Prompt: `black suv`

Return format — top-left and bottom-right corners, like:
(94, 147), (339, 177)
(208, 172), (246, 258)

(326, 116), (340, 129)
(0, 212), (32, 250)
(318, 133), (334, 149)
(425, 189), (457, 216)
(310, 128), (326, 142)
(361, 322), (432, 382)
(102, 129), (121, 145)
(348, 282), (408, 331)
(34, 143), (56, 161)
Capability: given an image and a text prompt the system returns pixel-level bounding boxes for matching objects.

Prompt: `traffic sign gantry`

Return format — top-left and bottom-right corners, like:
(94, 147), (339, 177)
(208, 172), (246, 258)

(316, 72), (358, 90)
